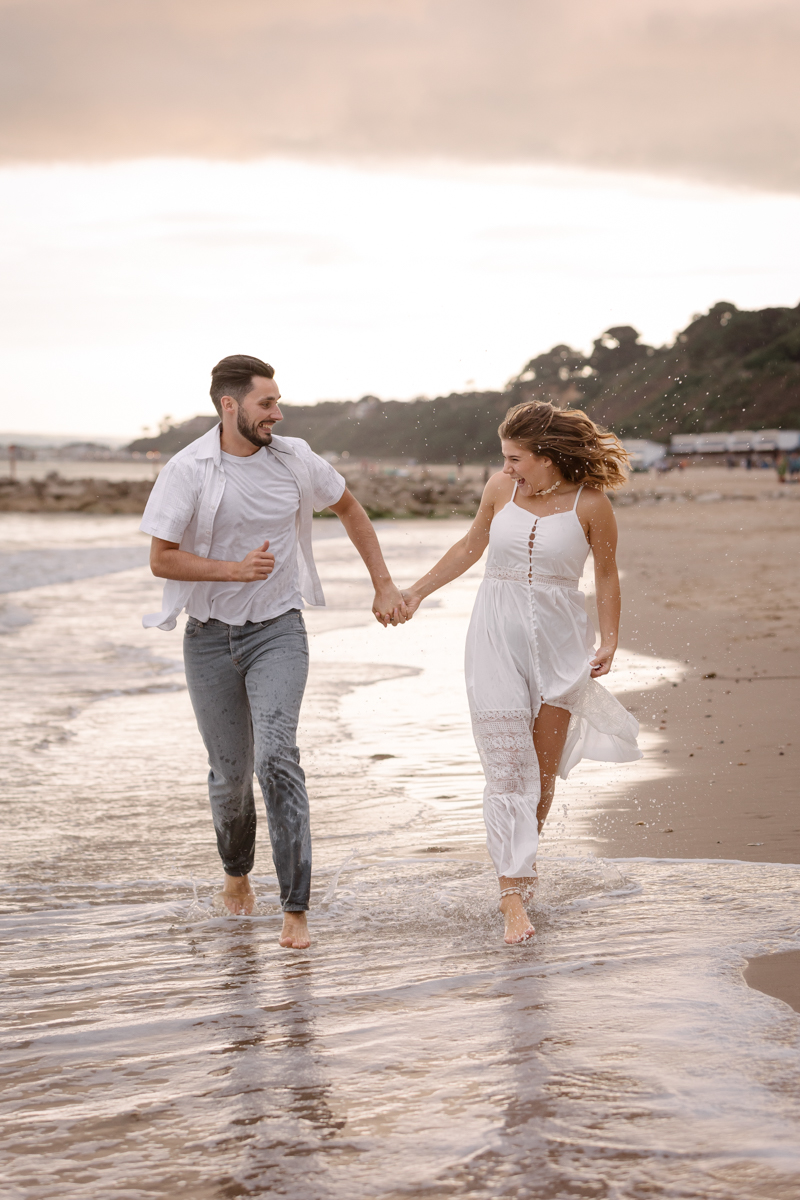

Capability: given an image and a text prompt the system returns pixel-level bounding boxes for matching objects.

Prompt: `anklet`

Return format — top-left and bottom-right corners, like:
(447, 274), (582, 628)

(499, 886), (523, 899)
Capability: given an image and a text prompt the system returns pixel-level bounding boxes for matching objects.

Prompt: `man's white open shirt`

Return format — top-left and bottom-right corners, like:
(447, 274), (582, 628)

(139, 425), (343, 630)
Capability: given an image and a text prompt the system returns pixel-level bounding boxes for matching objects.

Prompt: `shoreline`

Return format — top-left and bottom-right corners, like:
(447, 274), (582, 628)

(2, 463), (799, 515)
(744, 951), (800, 1014)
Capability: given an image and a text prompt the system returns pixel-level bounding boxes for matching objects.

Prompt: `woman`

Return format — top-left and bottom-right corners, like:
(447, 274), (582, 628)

(403, 402), (641, 944)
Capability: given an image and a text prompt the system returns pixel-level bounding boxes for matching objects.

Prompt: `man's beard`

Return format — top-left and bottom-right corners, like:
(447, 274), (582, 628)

(236, 406), (273, 448)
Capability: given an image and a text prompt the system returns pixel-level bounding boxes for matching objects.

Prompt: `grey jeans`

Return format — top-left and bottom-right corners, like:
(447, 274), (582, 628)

(183, 609), (311, 911)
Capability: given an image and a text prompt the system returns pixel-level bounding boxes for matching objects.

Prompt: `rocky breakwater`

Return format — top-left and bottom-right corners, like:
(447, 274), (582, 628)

(0, 467), (485, 518)
(338, 467), (484, 519)
(0, 472), (154, 514)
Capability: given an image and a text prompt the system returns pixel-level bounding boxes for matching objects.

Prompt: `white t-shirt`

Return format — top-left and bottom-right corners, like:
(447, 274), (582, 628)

(187, 446), (344, 625)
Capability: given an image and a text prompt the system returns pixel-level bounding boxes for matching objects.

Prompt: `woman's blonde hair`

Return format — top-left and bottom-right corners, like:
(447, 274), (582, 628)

(498, 401), (629, 490)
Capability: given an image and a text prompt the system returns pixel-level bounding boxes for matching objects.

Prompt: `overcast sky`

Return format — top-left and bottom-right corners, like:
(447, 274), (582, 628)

(1, 0), (799, 191)
(3, 158), (799, 438)
(0, 1), (798, 437)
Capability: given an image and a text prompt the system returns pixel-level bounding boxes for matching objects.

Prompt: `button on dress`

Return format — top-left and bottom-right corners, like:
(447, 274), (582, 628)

(465, 486), (641, 878)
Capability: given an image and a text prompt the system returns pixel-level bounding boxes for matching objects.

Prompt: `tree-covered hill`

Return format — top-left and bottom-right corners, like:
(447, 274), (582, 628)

(278, 391), (512, 463)
(128, 300), (800, 460)
(509, 301), (800, 440)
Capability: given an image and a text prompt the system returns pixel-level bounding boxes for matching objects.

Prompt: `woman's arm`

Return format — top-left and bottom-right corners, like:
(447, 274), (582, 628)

(584, 491), (621, 677)
(402, 473), (510, 615)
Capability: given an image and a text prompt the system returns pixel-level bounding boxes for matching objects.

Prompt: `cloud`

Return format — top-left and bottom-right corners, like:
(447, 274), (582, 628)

(0, 0), (798, 189)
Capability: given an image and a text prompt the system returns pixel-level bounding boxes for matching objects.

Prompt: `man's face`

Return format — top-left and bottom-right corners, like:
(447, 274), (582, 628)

(231, 376), (283, 447)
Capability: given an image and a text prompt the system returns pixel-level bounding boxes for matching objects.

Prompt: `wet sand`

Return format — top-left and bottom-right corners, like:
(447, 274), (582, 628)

(745, 952), (800, 1014)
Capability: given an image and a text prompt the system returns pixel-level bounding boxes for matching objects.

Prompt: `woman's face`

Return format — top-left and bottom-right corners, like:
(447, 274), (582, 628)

(501, 439), (562, 496)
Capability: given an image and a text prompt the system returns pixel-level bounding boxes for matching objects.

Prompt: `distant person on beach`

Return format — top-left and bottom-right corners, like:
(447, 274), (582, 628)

(402, 402), (640, 944)
(140, 355), (407, 948)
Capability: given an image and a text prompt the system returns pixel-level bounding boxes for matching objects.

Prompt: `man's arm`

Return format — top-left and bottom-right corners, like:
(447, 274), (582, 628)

(327, 489), (407, 626)
(150, 537), (275, 582)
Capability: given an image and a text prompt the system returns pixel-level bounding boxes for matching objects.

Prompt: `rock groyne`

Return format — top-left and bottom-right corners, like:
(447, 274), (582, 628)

(0, 469), (485, 517)
(342, 471), (484, 518)
(0, 473), (155, 514)
(5, 468), (793, 517)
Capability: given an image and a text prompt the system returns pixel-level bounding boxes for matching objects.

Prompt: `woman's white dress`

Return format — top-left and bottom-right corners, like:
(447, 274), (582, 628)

(465, 486), (641, 878)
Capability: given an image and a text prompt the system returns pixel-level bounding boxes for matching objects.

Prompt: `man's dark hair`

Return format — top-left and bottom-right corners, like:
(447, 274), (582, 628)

(210, 354), (274, 417)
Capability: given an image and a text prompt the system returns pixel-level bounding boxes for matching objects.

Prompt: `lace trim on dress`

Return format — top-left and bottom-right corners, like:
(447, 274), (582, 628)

(472, 709), (539, 796)
(486, 564), (528, 582)
(575, 677), (637, 737)
(486, 564), (579, 589)
(473, 708), (531, 722)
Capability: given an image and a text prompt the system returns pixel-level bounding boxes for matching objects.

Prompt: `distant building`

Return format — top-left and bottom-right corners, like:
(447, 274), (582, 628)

(670, 430), (800, 460)
(620, 439), (667, 471)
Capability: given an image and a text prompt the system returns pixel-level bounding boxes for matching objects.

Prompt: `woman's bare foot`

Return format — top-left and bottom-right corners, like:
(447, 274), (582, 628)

(279, 911), (311, 950)
(498, 890), (535, 944)
(216, 873), (257, 915)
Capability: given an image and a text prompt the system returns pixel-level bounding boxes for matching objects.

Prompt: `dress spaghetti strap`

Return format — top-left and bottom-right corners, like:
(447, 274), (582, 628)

(571, 484), (585, 511)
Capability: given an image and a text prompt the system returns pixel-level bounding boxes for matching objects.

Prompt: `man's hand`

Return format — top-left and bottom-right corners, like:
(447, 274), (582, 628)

(234, 541), (275, 583)
(372, 582), (408, 627)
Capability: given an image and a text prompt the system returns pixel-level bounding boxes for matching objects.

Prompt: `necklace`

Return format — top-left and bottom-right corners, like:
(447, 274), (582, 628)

(531, 479), (561, 497)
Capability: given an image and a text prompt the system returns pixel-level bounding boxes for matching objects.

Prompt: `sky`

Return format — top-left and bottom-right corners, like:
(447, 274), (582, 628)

(0, 0), (797, 438)
(2, 0), (799, 191)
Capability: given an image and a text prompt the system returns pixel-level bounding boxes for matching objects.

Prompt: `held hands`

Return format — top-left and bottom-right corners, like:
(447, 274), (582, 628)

(234, 541), (275, 582)
(400, 590), (422, 619)
(373, 587), (425, 627)
(372, 581), (409, 627)
(590, 644), (616, 677)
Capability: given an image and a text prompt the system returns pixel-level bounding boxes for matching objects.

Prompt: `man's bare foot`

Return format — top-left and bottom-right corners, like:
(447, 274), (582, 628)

(499, 893), (536, 945)
(279, 911), (311, 949)
(216, 873), (257, 916)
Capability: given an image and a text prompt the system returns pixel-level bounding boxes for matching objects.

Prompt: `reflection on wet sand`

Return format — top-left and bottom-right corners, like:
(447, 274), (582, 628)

(211, 938), (344, 1195)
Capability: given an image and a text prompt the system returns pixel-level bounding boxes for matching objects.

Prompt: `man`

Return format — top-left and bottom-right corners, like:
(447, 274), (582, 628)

(140, 354), (406, 948)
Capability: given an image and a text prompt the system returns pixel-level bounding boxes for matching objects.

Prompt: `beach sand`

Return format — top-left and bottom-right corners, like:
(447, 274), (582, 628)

(594, 482), (800, 1014)
(603, 493), (799, 865)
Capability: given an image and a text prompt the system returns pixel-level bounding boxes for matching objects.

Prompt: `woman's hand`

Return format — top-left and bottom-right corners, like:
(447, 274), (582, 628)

(401, 590), (423, 618)
(590, 644), (616, 677)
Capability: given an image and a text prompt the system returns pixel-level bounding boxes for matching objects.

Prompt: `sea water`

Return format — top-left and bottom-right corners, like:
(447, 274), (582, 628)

(1, 515), (799, 1200)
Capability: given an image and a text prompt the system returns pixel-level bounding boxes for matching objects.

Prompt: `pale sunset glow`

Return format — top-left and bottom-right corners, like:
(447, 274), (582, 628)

(1, 157), (799, 436)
